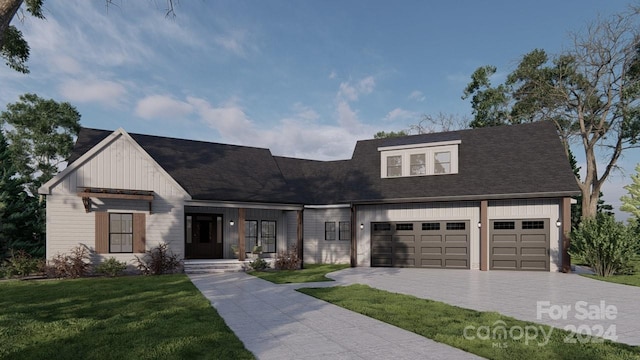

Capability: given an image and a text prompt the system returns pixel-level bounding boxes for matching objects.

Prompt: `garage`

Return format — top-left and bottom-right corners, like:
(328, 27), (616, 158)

(489, 219), (549, 271)
(371, 221), (469, 269)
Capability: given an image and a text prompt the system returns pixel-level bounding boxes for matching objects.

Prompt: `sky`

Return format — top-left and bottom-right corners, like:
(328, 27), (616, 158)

(1, 0), (638, 219)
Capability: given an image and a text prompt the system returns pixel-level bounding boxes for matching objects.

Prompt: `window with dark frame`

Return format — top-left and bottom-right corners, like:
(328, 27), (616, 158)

(396, 223), (414, 231)
(245, 220), (258, 249)
(339, 221), (351, 240)
(261, 221), (276, 253)
(522, 221), (545, 229)
(422, 222), (440, 231)
(446, 222), (466, 230)
(373, 223), (391, 232)
(325, 222), (336, 240)
(493, 221), (515, 230)
(109, 213), (133, 253)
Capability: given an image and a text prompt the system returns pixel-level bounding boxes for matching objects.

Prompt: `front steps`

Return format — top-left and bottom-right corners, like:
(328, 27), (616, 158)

(183, 258), (275, 274)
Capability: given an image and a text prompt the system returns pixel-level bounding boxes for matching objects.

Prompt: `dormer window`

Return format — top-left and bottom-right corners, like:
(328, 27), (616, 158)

(378, 140), (460, 178)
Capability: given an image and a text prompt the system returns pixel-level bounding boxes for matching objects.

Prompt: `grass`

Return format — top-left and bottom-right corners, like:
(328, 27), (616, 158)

(298, 284), (640, 360)
(248, 263), (350, 284)
(0, 274), (255, 360)
(580, 256), (640, 287)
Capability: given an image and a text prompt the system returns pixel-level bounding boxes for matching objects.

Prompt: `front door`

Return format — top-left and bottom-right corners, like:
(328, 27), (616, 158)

(185, 214), (223, 259)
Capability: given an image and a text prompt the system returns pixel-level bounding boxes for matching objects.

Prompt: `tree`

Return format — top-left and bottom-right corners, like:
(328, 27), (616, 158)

(408, 113), (470, 134)
(0, 129), (43, 259)
(463, 8), (640, 220)
(621, 163), (640, 220)
(374, 130), (408, 139)
(0, 0), (176, 73)
(568, 148), (614, 229)
(0, 93), (81, 195)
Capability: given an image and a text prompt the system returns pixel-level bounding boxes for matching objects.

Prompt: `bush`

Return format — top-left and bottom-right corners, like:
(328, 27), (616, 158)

(95, 257), (127, 277)
(46, 245), (92, 279)
(570, 215), (638, 277)
(274, 246), (301, 270)
(2, 249), (42, 277)
(134, 243), (181, 275)
(249, 257), (268, 271)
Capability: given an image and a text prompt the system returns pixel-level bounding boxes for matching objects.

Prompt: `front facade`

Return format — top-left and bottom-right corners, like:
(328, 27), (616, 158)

(39, 121), (579, 272)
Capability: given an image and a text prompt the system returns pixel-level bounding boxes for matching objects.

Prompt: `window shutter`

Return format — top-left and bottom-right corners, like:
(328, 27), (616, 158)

(133, 213), (146, 253)
(95, 212), (109, 253)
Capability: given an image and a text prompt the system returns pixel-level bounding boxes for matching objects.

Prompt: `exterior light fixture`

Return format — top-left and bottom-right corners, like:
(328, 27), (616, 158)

(477, 222), (482, 228)
(556, 219), (561, 227)
(230, 220), (235, 226)
(360, 223), (364, 230)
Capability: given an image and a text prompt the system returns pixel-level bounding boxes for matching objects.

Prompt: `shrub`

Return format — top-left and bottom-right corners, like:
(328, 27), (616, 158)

(95, 257), (127, 277)
(134, 243), (181, 275)
(274, 246), (301, 270)
(2, 249), (42, 277)
(249, 257), (268, 271)
(46, 245), (92, 279)
(570, 215), (638, 277)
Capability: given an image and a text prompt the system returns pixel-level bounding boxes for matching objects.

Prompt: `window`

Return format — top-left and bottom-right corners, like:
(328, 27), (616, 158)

(396, 223), (413, 231)
(522, 221), (545, 229)
(410, 154), (426, 175)
(446, 222), (466, 230)
(109, 213), (133, 253)
(422, 222), (440, 231)
(245, 220), (258, 249)
(373, 223), (391, 232)
(339, 221), (351, 240)
(493, 221), (515, 230)
(434, 151), (451, 174)
(325, 222), (336, 240)
(387, 155), (402, 177)
(261, 221), (276, 253)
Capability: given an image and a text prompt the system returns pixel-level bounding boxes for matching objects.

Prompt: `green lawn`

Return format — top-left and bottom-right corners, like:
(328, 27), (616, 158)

(581, 257), (640, 287)
(248, 263), (350, 284)
(0, 275), (254, 360)
(298, 284), (640, 360)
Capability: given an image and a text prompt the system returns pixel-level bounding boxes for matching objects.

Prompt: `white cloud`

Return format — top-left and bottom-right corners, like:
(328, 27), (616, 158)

(408, 90), (426, 102)
(188, 97), (256, 140)
(213, 29), (256, 57)
(358, 76), (375, 95)
(385, 108), (419, 122)
(337, 76), (376, 102)
(336, 100), (361, 128)
(59, 79), (127, 107)
(135, 95), (194, 119)
(329, 70), (337, 79)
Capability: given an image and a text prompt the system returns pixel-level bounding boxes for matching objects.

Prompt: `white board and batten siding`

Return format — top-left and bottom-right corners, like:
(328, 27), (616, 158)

(488, 199), (563, 272)
(355, 202), (481, 268)
(303, 208), (351, 264)
(44, 133), (189, 264)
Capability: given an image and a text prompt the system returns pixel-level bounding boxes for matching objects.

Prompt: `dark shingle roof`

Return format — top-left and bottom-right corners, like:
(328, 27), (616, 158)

(68, 121), (579, 204)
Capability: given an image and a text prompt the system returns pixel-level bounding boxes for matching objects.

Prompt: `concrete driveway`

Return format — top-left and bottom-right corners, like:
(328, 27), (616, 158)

(190, 268), (640, 359)
(327, 268), (640, 346)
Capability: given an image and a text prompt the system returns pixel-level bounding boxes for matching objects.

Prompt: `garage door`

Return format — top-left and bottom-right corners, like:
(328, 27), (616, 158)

(371, 221), (469, 269)
(489, 219), (549, 271)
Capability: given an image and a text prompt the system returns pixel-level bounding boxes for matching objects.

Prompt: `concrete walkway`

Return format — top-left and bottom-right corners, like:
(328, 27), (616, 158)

(189, 272), (482, 360)
(327, 268), (640, 346)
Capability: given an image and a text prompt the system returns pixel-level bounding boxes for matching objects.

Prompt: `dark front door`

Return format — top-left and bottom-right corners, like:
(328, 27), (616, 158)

(185, 214), (223, 259)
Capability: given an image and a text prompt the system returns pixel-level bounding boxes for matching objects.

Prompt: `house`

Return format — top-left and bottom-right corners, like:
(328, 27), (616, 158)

(38, 121), (579, 272)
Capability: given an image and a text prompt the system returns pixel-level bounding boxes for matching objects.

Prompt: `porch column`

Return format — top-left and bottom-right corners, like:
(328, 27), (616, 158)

(238, 208), (246, 261)
(350, 205), (357, 267)
(297, 210), (303, 266)
(561, 197), (571, 273)
(480, 200), (488, 271)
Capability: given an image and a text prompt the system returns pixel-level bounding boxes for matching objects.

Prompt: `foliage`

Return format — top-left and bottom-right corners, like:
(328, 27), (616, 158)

(134, 242), (181, 275)
(0, 274), (255, 359)
(46, 245), (92, 279)
(0, 0), (44, 73)
(94, 257), (127, 277)
(1, 248), (42, 277)
(620, 163), (640, 220)
(462, 8), (640, 220)
(0, 93), (81, 195)
(0, 129), (43, 259)
(248, 257), (268, 271)
(570, 215), (638, 277)
(583, 256), (640, 287)
(249, 263), (349, 284)
(298, 285), (640, 360)
(273, 245), (301, 270)
(568, 148), (614, 229)
(374, 130), (408, 139)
